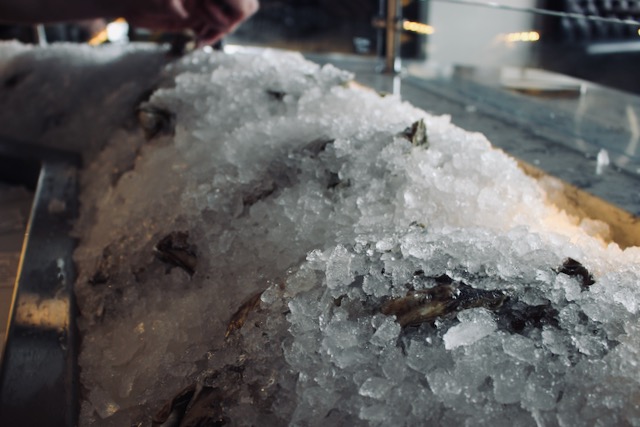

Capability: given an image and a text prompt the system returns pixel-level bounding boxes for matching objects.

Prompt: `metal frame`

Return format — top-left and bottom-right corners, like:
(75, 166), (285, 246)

(0, 139), (80, 427)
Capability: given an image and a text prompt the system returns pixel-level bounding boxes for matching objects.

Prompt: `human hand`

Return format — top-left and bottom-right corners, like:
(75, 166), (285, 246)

(123, 0), (259, 45)
(185, 0), (259, 45)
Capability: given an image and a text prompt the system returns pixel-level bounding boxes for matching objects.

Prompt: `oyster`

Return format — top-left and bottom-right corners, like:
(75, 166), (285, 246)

(137, 105), (175, 140)
(240, 138), (337, 211)
(225, 290), (264, 338)
(402, 118), (428, 148)
(152, 383), (198, 427)
(381, 274), (559, 335)
(381, 275), (506, 327)
(152, 382), (231, 427)
(154, 231), (198, 276)
(494, 299), (559, 334)
(89, 244), (116, 285)
(266, 89), (286, 101)
(557, 257), (595, 288)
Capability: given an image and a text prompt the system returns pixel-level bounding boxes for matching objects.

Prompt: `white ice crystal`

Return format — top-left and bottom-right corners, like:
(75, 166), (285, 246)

(443, 308), (497, 349)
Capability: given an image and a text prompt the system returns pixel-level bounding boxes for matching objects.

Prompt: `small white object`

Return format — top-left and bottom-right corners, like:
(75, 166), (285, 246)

(443, 309), (497, 350)
(596, 148), (610, 175)
(359, 377), (392, 399)
(106, 20), (129, 43)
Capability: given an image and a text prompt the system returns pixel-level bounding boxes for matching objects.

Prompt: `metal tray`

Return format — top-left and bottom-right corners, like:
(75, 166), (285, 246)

(0, 139), (80, 427)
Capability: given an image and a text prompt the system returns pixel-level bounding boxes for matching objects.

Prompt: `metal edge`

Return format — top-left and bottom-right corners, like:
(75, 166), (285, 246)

(0, 144), (80, 427)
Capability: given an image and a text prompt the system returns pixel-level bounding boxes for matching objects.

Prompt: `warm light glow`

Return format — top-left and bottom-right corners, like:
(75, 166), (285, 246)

(14, 293), (69, 331)
(504, 31), (540, 43)
(638, 28), (640, 36)
(402, 20), (435, 35)
(106, 18), (129, 43)
(88, 18), (128, 45)
(88, 29), (108, 46)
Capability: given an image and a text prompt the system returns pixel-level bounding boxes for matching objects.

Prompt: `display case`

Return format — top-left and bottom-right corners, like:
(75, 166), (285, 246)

(1, 2), (640, 426)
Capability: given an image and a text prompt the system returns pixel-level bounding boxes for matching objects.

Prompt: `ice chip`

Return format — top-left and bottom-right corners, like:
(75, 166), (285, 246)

(427, 369), (462, 398)
(375, 237), (395, 252)
(89, 386), (120, 419)
(522, 371), (559, 411)
(492, 361), (527, 404)
(359, 377), (393, 400)
(362, 274), (391, 298)
(370, 317), (401, 347)
(326, 245), (355, 290)
(359, 404), (390, 422)
(541, 328), (569, 356)
(502, 335), (539, 363)
(444, 309), (497, 350)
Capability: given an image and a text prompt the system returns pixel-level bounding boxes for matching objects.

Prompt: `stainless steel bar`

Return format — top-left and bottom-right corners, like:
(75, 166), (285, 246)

(385, 0), (402, 73)
(33, 24), (47, 46)
(0, 141), (80, 427)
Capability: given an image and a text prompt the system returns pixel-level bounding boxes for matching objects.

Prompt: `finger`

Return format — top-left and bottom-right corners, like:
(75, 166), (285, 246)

(168, 0), (190, 19)
(218, 0), (259, 21)
(192, 19), (223, 42)
(197, 0), (258, 26)
(197, 31), (223, 46)
(199, 2), (233, 28)
(189, 2), (234, 43)
(188, 0), (259, 45)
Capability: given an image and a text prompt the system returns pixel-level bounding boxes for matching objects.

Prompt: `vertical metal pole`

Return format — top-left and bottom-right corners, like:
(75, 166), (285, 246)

(392, 75), (402, 96)
(385, 0), (402, 73)
(33, 24), (47, 46)
(376, 0), (385, 61)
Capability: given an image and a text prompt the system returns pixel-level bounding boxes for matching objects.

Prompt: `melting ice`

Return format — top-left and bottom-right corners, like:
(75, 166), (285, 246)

(59, 47), (640, 426)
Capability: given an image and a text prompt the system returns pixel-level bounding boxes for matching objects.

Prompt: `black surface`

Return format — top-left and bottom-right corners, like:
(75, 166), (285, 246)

(535, 0), (640, 94)
(0, 155), (41, 191)
(0, 141), (80, 427)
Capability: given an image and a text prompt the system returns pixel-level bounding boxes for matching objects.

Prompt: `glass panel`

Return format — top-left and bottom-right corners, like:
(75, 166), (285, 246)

(230, 0), (640, 193)
(231, 0), (640, 91)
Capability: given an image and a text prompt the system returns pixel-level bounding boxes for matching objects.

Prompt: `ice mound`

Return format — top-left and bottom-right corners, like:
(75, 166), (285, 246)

(69, 47), (640, 426)
(0, 41), (168, 157)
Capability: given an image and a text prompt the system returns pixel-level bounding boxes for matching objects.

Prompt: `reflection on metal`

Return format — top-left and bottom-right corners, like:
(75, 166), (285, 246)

(500, 67), (582, 97)
(587, 42), (640, 55)
(385, 0), (402, 73)
(393, 75), (402, 96)
(89, 18), (129, 45)
(373, 0), (432, 73)
(402, 20), (435, 35)
(33, 24), (47, 46)
(88, 29), (108, 45)
(13, 293), (69, 332)
(107, 19), (129, 43)
(430, 0), (640, 27)
(596, 149), (610, 175)
(503, 31), (540, 43)
(624, 105), (639, 168)
(0, 140), (80, 427)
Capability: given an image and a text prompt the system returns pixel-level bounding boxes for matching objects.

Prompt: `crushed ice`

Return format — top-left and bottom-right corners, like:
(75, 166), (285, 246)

(8, 44), (637, 425)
